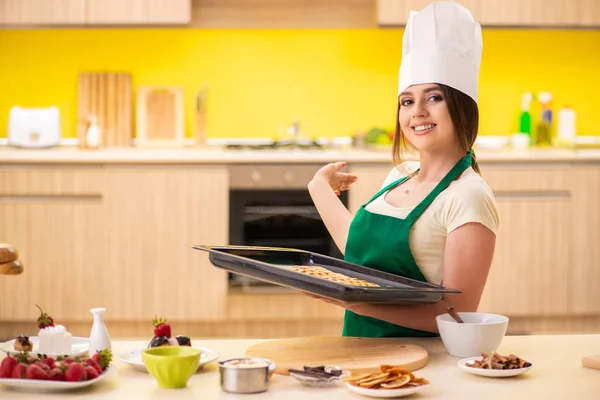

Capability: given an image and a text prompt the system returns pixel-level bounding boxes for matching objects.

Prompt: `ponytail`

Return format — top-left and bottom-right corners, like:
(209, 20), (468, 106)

(470, 148), (480, 174)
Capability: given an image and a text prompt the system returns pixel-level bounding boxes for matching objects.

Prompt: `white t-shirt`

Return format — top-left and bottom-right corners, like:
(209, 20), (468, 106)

(364, 162), (499, 285)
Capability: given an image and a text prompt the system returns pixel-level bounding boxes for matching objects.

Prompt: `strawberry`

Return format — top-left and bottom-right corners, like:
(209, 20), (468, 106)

(63, 357), (75, 365)
(64, 362), (86, 382)
(92, 349), (113, 371)
(84, 357), (102, 375)
(10, 363), (27, 379)
(84, 365), (99, 380)
(35, 304), (55, 329)
(26, 363), (48, 380)
(40, 357), (56, 370)
(48, 367), (64, 381)
(0, 356), (17, 378)
(152, 316), (171, 338)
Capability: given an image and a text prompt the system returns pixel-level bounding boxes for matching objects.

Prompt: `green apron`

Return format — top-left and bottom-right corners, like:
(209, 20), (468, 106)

(342, 152), (472, 338)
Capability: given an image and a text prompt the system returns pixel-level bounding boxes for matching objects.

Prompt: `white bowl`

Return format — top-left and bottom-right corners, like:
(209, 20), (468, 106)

(436, 312), (509, 358)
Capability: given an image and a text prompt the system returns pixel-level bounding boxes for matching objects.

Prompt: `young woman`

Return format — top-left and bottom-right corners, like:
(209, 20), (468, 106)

(306, 2), (499, 338)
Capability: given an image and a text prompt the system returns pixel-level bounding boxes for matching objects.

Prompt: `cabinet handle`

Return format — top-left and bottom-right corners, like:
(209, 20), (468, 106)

(0, 195), (102, 202)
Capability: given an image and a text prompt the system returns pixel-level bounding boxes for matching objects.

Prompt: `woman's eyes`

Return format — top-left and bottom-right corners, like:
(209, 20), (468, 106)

(400, 94), (442, 107)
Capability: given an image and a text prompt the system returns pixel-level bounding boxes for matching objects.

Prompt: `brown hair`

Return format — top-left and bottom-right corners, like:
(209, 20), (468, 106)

(392, 83), (480, 174)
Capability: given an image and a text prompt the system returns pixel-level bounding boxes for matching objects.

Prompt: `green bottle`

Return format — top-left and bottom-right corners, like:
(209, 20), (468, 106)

(519, 93), (532, 144)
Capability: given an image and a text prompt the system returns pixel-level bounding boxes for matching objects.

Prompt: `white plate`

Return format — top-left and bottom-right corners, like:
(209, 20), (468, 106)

(0, 364), (116, 392)
(345, 382), (428, 398)
(0, 337), (90, 358)
(117, 346), (220, 372)
(457, 356), (533, 377)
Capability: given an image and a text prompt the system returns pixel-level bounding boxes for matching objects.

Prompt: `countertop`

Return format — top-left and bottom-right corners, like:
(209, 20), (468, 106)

(1, 145), (600, 164)
(1, 334), (599, 399)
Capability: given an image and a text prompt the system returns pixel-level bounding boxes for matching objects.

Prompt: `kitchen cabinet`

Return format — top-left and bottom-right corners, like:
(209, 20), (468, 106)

(377, 0), (600, 27)
(0, 167), (106, 321)
(102, 165), (229, 322)
(0, 0), (190, 26)
(1, 0), (86, 25)
(86, 0), (190, 25)
(568, 167), (600, 314)
(0, 164), (229, 324)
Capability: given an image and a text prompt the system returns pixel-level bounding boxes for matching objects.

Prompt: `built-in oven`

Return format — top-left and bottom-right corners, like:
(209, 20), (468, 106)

(228, 164), (348, 292)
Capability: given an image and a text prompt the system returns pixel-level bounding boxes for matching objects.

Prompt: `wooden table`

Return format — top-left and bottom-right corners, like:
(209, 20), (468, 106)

(1, 334), (600, 399)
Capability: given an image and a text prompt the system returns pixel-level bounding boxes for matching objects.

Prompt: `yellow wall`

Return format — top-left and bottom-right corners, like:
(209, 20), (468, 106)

(0, 28), (598, 140)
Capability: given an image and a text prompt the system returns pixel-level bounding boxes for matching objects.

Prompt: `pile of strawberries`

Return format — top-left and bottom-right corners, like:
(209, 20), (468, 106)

(0, 349), (112, 382)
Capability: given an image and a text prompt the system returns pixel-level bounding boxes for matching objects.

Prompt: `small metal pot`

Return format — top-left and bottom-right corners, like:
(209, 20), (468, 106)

(219, 357), (276, 394)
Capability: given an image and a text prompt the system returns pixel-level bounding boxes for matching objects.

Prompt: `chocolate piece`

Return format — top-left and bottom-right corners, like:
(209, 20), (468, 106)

(148, 336), (170, 348)
(175, 335), (191, 346)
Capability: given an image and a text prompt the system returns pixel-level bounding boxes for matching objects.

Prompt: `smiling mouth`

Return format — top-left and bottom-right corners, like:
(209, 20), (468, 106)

(412, 124), (437, 132)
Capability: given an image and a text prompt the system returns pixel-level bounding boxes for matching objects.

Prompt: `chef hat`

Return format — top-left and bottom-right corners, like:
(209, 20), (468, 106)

(398, 1), (483, 103)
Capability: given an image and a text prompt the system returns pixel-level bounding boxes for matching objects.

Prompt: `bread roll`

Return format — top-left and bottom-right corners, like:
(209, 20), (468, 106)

(0, 259), (23, 275)
(0, 243), (18, 263)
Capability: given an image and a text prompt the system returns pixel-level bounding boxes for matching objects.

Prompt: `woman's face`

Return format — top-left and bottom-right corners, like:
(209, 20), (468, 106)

(398, 83), (456, 152)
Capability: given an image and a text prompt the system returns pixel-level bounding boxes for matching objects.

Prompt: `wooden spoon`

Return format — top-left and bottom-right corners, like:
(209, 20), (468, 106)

(447, 306), (464, 323)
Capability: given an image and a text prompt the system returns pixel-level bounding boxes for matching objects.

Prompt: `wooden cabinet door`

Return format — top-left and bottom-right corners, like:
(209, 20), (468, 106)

(86, 0), (190, 24)
(377, 0), (599, 27)
(477, 167), (572, 316)
(0, 167), (105, 322)
(568, 167), (600, 314)
(148, 0), (190, 24)
(103, 165), (229, 322)
(86, 0), (147, 24)
(2, 0), (86, 25)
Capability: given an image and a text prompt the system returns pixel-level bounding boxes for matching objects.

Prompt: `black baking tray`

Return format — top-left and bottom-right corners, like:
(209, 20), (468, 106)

(193, 245), (461, 304)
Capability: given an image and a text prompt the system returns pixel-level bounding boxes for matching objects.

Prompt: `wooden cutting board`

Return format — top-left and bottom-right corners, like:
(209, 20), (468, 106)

(245, 336), (428, 375)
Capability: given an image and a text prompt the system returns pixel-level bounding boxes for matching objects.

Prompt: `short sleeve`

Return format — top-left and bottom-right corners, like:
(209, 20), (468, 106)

(444, 180), (499, 236)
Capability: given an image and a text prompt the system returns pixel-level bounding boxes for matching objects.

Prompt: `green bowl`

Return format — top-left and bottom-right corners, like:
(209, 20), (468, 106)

(142, 346), (202, 389)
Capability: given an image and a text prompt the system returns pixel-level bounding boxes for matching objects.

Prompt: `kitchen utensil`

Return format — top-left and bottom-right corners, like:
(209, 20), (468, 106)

(447, 306), (464, 323)
(136, 86), (184, 147)
(582, 355), (600, 370)
(7, 106), (61, 148)
(245, 336), (428, 375)
(436, 312), (509, 358)
(194, 245), (461, 304)
(219, 357), (275, 394)
(77, 72), (132, 148)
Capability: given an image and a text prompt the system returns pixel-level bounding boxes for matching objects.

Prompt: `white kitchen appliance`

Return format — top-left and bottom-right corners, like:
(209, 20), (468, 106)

(7, 106), (61, 148)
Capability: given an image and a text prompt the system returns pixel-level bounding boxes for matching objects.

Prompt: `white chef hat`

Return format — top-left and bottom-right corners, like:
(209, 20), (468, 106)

(398, 1), (483, 103)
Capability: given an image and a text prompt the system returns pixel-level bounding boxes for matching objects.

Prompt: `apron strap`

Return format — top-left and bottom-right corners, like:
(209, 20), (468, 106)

(405, 151), (472, 224)
(363, 174), (414, 206)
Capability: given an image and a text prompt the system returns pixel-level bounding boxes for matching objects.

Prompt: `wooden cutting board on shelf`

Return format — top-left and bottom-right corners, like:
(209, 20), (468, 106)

(136, 86), (185, 147)
(245, 336), (428, 375)
(77, 72), (132, 148)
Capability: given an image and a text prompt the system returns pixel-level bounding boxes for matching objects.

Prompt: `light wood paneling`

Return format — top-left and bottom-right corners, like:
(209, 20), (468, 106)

(148, 0), (190, 24)
(103, 165), (229, 322)
(569, 167), (600, 314)
(0, 199), (105, 321)
(377, 0), (599, 27)
(2, 0), (86, 25)
(0, 167), (104, 195)
(86, 0), (146, 24)
(228, 292), (345, 321)
(479, 197), (571, 316)
(192, 0), (375, 28)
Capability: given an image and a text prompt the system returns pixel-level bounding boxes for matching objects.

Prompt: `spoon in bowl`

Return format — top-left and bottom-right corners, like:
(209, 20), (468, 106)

(447, 306), (464, 323)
